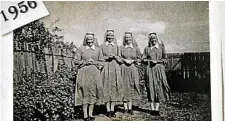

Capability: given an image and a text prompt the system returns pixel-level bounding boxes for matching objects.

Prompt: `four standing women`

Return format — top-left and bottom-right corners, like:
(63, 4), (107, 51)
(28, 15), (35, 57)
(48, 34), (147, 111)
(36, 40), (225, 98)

(74, 31), (170, 120)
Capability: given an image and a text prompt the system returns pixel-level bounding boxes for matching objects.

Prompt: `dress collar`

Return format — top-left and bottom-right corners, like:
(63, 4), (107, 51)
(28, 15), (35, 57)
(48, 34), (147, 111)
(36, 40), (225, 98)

(105, 41), (115, 46)
(150, 43), (159, 50)
(125, 44), (134, 49)
(85, 45), (95, 50)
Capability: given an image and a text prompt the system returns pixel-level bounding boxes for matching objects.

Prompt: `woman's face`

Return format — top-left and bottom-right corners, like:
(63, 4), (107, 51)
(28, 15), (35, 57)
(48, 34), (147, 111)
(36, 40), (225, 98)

(86, 35), (94, 47)
(150, 35), (157, 46)
(125, 34), (132, 45)
(106, 32), (114, 43)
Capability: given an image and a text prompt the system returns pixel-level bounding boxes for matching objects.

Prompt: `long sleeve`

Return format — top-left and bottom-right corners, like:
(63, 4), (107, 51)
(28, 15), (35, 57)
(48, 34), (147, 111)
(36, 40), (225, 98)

(98, 48), (104, 61)
(95, 48), (104, 70)
(160, 40), (165, 47)
(142, 47), (150, 64)
(136, 47), (142, 59)
(161, 44), (167, 64)
(100, 45), (109, 61)
(119, 46), (125, 64)
(74, 48), (86, 68)
(142, 47), (147, 60)
(134, 47), (142, 66)
(115, 46), (123, 64)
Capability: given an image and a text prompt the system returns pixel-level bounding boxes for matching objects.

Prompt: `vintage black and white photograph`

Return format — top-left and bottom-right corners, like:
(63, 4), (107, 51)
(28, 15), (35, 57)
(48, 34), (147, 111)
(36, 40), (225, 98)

(13, 1), (211, 121)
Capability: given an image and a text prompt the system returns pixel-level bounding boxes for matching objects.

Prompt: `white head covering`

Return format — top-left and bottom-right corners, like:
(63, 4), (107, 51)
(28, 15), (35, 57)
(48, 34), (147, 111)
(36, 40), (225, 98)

(148, 32), (164, 47)
(83, 32), (99, 47)
(103, 29), (117, 46)
(123, 31), (138, 47)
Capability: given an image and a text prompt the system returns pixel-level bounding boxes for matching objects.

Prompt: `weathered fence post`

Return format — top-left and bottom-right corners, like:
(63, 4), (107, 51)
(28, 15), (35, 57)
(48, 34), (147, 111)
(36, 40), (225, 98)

(44, 44), (53, 76)
(13, 41), (19, 85)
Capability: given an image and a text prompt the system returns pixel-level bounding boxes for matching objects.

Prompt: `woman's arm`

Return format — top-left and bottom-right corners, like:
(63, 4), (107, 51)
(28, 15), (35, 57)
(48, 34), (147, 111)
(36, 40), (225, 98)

(74, 48), (86, 68)
(134, 47), (142, 65)
(160, 44), (167, 64)
(100, 45), (112, 62)
(91, 48), (104, 70)
(142, 47), (148, 63)
(142, 47), (158, 65)
(114, 46), (123, 64)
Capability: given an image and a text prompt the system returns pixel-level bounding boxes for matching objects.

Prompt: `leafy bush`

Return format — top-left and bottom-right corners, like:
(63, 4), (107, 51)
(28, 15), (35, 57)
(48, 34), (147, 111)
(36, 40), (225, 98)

(14, 65), (77, 121)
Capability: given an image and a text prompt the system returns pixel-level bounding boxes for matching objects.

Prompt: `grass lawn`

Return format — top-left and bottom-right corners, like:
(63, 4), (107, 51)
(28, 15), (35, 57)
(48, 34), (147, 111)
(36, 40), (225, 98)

(73, 92), (211, 121)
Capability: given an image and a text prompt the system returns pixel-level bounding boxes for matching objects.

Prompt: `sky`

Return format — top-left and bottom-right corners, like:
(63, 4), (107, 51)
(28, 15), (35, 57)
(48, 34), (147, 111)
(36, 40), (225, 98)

(41, 1), (209, 53)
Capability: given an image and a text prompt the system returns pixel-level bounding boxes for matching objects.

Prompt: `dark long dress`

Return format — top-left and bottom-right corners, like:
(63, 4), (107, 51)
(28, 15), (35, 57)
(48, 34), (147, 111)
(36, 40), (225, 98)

(74, 46), (104, 105)
(142, 44), (170, 102)
(100, 44), (124, 102)
(120, 46), (141, 103)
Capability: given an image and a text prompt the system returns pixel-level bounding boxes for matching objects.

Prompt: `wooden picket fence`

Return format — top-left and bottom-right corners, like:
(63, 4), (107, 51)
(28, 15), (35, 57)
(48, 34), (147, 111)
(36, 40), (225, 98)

(13, 41), (210, 93)
(181, 52), (210, 93)
(165, 52), (210, 93)
(13, 41), (76, 85)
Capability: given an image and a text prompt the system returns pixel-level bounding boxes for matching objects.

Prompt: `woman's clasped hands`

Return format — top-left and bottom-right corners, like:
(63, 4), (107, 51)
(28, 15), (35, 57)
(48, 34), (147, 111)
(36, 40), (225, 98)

(86, 58), (94, 66)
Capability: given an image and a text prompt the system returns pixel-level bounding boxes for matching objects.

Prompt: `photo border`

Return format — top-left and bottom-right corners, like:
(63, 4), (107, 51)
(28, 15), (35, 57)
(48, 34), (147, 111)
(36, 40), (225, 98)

(1, 1), (224, 121)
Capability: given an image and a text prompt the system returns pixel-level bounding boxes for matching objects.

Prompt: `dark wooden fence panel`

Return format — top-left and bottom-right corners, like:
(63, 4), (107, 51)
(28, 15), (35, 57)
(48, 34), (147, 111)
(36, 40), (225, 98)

(164, 52), (210, 93)
(165, 53), (183, 92)
(181, 52), (210, 93)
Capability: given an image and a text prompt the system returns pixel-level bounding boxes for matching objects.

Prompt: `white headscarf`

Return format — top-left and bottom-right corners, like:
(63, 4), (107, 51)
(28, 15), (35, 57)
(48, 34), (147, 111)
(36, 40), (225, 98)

(103, 29), (117, 46)
(122, 31), (138, 47)
(83, 32), (99, 47)
(148, 32), (164, 47)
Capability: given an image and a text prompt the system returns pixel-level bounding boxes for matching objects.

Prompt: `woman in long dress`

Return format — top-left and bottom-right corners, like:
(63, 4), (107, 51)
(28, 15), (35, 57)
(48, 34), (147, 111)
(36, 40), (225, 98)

(142, 32), (170, 115)
(120, 32), (141, 115)
(100, 30), (124, 117)
(74, 32), (104, 121)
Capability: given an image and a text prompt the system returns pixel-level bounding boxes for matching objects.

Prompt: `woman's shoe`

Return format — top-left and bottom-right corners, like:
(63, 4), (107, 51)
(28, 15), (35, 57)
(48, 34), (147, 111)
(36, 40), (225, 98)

(83, 118), (89, 121)
(123, 109), (128, 114)
(150, 110), (160, 116)
(111, 111), (116, 117)
(154, 110), (160, 116)
(128, 110), (134, 115)
(106, 111), (111, 117)
(89, 116), (95, 121)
